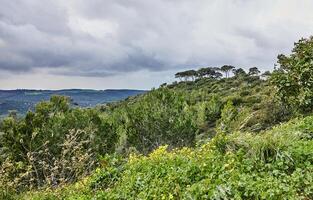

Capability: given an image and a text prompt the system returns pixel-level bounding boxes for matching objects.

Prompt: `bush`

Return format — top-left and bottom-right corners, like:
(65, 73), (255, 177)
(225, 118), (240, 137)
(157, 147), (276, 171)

(216, 100), (238, 134)
(240, 90), (250, 97)
(0, 96), (118, 191)
(111, 88), (198, 154)
(271, 36), (313, 112)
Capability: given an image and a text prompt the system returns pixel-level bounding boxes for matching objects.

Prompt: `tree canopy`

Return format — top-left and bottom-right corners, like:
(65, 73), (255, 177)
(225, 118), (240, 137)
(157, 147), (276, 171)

(221, 65), (235, 78)
(248, 67), (261, 76)
(271, 36), (313, 112)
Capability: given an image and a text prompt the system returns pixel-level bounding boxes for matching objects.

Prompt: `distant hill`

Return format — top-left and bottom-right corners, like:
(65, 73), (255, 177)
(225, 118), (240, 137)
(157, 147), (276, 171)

(0, 89), (146, 116)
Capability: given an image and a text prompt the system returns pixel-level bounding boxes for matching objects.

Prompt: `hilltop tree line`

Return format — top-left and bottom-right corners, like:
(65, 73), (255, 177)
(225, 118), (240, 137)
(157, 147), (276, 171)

(175, 65), (266, 81)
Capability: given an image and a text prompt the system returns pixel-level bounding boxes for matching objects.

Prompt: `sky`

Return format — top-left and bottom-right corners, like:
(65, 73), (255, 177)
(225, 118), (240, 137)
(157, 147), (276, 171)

(0, 0), (313, 90)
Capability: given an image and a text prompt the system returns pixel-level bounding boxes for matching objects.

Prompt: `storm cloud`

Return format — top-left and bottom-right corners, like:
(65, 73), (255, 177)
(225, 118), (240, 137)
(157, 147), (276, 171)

(0, 0), (313, 89)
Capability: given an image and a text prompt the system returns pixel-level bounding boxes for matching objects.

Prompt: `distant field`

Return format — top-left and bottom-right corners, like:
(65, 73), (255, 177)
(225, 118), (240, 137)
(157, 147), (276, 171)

(0, 89), (146, 116)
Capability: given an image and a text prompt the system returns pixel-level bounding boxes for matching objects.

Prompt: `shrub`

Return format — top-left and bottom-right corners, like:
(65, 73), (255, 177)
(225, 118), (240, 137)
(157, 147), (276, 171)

(216, 100), (238, 133)
(271, 36), (313, 112)
(111, 88), (198, 154)
(0, 96), (118, 191)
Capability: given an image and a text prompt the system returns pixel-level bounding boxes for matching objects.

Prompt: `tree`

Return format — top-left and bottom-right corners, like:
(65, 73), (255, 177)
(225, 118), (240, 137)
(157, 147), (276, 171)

(221, 65), (235, 78)
(248, 67), (260, 76)
(197, 67), (222, 79)
(271, 36), (313, 112)
(232, 68), (246, 77)
(197, 67), (211, 79)
(212, 71), (223, 79)
(185, 70), (198, 81)
(175, 70), (197, 81)
(175, 72), (184, 81)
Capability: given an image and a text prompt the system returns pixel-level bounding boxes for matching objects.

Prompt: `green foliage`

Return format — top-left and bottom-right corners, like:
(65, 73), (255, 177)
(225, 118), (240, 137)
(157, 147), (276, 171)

(2, 40), (310, 198)
(0, 78), (246, 192)
(217, 100), (238, 134)
(89, 154), (126, 190)
(220, 65), (235, 78)
(175, 70), (197, 81)
(110, 88), (198, 154)
(94, 117), (313, 199)
(195, 95), (222, 127)
(271, 36), (313, 112)
(176, 67), (222, 81)
(248, 67), (261, 76)
(23, 116), (313, 199)
(233, 68), (247, 77)
(0, 96), (118, 190)
(0, 67), (286, 196)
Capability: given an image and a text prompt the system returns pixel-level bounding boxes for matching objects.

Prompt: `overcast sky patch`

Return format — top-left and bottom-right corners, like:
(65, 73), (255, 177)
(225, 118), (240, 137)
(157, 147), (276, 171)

(1, 0), (313, 89)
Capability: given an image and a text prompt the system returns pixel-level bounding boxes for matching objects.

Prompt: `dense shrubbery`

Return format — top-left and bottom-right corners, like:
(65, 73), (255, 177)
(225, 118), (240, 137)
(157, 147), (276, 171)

(105, 88), (199, 154)
(18, 116), (313, 199)
(0, 96), (118, 190)
(0, 70), (291, 197)
(2, 36), (313, 199)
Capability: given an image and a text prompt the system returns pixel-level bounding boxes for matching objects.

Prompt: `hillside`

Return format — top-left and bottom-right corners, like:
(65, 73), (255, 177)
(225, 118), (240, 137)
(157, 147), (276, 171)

(0, 89), (146, 116)
(20, 116), (313, 199)
(1, 75), (305, 200)
(1, 36), (313, 199)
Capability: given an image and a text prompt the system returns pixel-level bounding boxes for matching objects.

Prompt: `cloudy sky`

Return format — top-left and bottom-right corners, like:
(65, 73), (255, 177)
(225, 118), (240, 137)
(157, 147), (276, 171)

(0, 0), (313, 90)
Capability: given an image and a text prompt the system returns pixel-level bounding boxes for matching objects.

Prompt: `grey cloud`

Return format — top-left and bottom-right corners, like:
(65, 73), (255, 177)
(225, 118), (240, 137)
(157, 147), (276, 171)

(0, 0), (70, 35)
(1, 0), (313, 78)
(51, 69), (115, 78)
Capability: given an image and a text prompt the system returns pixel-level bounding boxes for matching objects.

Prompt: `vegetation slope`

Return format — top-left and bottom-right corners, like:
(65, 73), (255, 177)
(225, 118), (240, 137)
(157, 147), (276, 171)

(22, 116), (313, 199)
(1, 36), (313, 199)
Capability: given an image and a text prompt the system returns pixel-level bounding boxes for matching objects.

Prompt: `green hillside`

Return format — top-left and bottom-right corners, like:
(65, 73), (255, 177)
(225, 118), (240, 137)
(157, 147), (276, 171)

(1, 36), (313, 199)
(20, 116), (313, 199)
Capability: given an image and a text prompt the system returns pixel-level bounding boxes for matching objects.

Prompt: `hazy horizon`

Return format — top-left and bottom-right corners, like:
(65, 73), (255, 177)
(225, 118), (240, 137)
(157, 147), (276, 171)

(0, 88), (147, 91)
